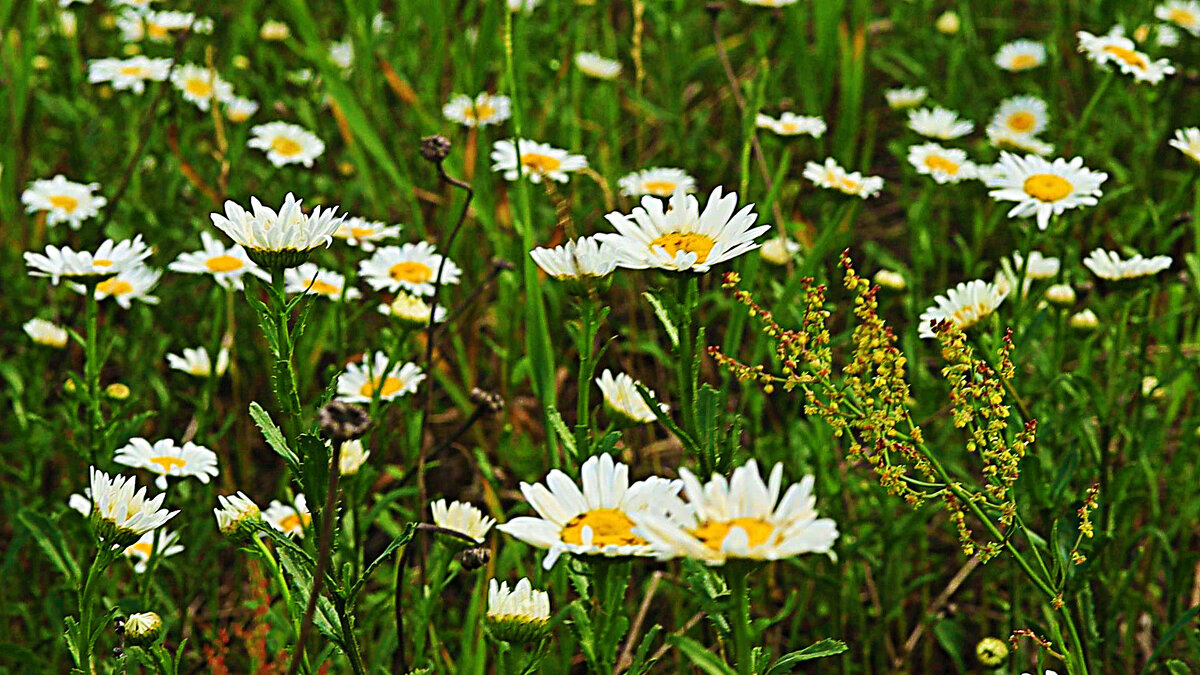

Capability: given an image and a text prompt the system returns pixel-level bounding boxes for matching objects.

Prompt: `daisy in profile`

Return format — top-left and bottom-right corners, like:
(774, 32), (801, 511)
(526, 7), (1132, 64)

(907, 143), (978, 183)
(170, 64), (234, 110)
(88, 467), (178, 546)
(25, 235), (151, 284)
(210, 193), (343, 269)
(988, 96), (1049, 137)
(874, 269), (907, 290)
(248, 122), (325, 168)
(594, 369), (667, 425)
(982, 152), (1108, 230)
(224, 97), (260, 123)
(431, 499), (496, 545)
(491, 138), (588, 183)
(917, 280), (1008, 338)
(124, 529), (184, 573)
(496, 453), (686, 569)
(885, 86), (927, 109)
(1170, 128), (1200, 164)
(88, 56), (171, 94)
(336, 352), (425, 403)
(574, 52), (621, 79)
(264, 494), (311, 537)
(358, 242), (460, 295)
(756, 112), (826, 138)
(803, 158), (885, 198)
(339, 439), (370, 475)
(1157, 1), (1200, 36)
(284, 263), (360, 300)
(443, 92), (512, 127)
(529, 236), (619, 281)
(1083, 249), (1172, 281)
(632, 460), (839, 565)
(994, 40), (1046, 71)
(167, 346), (230, 378)
(169, 231), (268, 290)
(214, 492), (261, 539)
(486, 579), (551, 644)
(24, 318), (69, 348)
(1077, 29), (1176, 84)
(907, 107), (973, 140)
(21, 175), (106, 229)
(84, 264), (162, 308)
(333, 217), (402, 251)
(618, 167), (696, 198)
(759, 235), (802, 265)
(985, 127), (1054, 156)
(1069, 309), (1099, 330)
(141, 10), (198, 42)
(994, 251), (1060, 296)
(598, 187), (768, 273)
(377, 292), (447, 328)
(115, 438), (219, 490)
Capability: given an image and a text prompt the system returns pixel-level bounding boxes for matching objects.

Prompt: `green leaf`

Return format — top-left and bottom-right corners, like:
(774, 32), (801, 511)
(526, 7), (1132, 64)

(347, 523), (415, 611)
(276, 545), (344, 650)
(298, 433), (331, 523)
(765, 639), (849, 674)
(248, 402), (301, 473)
(634, 381), (700, 457)
(18, 511), (80, 583)
(643, 291), (680, 349)
(1165, 660), (1193, 675)
(546, 406), (578, 460)
(669, 634), (736, 675)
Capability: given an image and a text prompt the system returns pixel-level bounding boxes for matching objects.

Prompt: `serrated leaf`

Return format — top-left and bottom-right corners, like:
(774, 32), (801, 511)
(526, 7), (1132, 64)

(18, 511), (80, 583)
(765, 638), (848, 674)
(634, 381), (700, 457)
(546, 407), (578, 460)
(248, 402), (301, 473)
(643, 291), (680, 349)
(276, 545), (345, 650)
(347, 523), (414, 612)
(298, 433), (331, 522)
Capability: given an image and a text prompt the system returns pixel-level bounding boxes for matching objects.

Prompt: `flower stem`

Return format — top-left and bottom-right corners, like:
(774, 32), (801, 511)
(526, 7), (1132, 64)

(83, 286), (103, 464)
(574, 294), (601, 459)
(725, 563), (754, 675)
(271, 267), (301, 414)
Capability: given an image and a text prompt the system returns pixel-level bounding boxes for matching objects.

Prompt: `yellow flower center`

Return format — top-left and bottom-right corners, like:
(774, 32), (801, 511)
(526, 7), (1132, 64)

(97, 278), (134, 296)
(205, 255), (244, 273)
(1169, 8), (1196, 26)
(1022, 173), (1073, 202)
(1006, 111), (1037, 133)
(228, 111), (251, 123)
(1009, 53), (1038, 70)
(94, 260), (114, 267)
(560, 508), (644, 547)
(184, 78), (212, 97)
(388, 261), (433, 284)
(691, 518), (775, 551)
(279, 512), (311, 532)
(1102, 45), (1147, 69)
(127, 541), (153, 557)
(49, 195), (80, 213)
(271, 136), (304, 157)
(350, 226), (375, 239)
(649, 232), (716, 264)
(520, 152), (562, 174)
(359, 376), (406, 399)
(839, 177), (861, 193)
(119, 66), (146, 77)
(952, 303), (992, 328)
(307, 279), (340, 296)
(147, 23), (169, 40)
(923, 155), (960, 175)
(149, 456), (187, 472)
(465, 103), (495, 121)
(780, 121), (798, 133)
(641, 180), (677, 196)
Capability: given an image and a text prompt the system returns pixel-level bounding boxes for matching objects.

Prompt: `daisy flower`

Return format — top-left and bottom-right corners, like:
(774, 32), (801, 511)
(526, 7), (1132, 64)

(874, 269), (907, 290)
(377, 292), (447, 328)
(756, 112), (826, 137)
(336, 351), (425, 403)
(141, 10), (197, 42)
(574, 52), (621, 79)
(25, 235), (151, 284)
(167, 346), (230, 378)
(115, 437), (219, 490)
(224, 97), (260, 123)
(1045, 284), (1076, 306)
(431, 499), (496, 544)
(285, 263), (360, 300)
(491, 138), (588, 184)
(917, 280), (1008, 338)
(333, 217), (402, 251)
(87, 56), (171, 94)
(985, 127), (1054, 156)
(885, 86), (927, 109)
(496, 453), (687, 569)
(989, 96), (1049, 137)
(597, 187), (769, 272)
(1077, 30), (1176, 84)
(486, 578), (551, 644)
(210, 193), (344, 268)
(1157, 1), (1200, 36)
(329, 39), (354, 70)
(443, 92), (512, 127)
(907, 107), (974, 140)
(529, 236), (619, 281)
(263, 494), (311, 537)
(248, 122), (325, 168)
(759, 235), (802, 265)
(982, 152), (1108, 230)
(907, 143), (978, 183)
(339, 438), (370, 475)
(1069, 309), (1099, 330)
(170, 64), (234, 110)
(24, 318), (69, 348)
(21, 175), (106, 229)
(259, 20), (290, 41)
(994, 40), (1047, 71)
(86, 264), (162, 308)
(168, 231), (268, 290)
(358, 242), (460, 296)
(124, 529), (184, 573)
(214, 492), (261, 539)
(1152, 23), (1182, 46)
(88, 467), (178, 545)
(1169, 128), (1200, 164)
(803, 158), (885, 198)
(1082, 249), (1172, 281)
(994, 251), (1060, 297)
(632, 460), (839, 565)
(594, 369), (668, 425)
(618, 167), (697, 198)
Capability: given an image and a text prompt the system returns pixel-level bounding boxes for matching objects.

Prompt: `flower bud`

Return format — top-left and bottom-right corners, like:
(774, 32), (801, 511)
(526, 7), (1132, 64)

(975, 636), (1008, 667)
(124, 612), (163, 648)
(105, 383), (131, 400)
(935, 11), (960, 34)
(1068, 309), (1099, 330)
(486, 578), (551, 644)
(1044, 283), (1075, 306)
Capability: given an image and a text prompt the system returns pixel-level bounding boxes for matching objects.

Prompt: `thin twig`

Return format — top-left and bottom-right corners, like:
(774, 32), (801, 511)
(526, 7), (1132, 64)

(616, 571), (664, 673)
(894, 555), (981, 669)
(647, 612), (705, 665)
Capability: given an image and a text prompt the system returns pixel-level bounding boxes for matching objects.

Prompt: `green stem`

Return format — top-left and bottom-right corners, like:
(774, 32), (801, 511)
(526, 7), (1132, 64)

(1069, 70), (1114, 150)
(271, 268), (302, 414)
(726, 564), (754, 675)
(252, 534), (302, 643)
(574, 294), (600, 459)
(83, 286), (103, 464)
(674, 275), (701, 467)
(77, 545), (117, 672)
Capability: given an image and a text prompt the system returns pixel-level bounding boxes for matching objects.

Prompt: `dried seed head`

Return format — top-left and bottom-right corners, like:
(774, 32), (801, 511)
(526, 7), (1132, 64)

(470, 388), (504, 415)
(319, 401), (371, 443)
(455, 546), (492, 570)
(420, 135), (452, 163)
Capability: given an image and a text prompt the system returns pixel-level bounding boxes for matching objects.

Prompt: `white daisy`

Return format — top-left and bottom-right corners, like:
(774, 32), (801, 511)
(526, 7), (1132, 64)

(88, 56), (171, 94)
(1157, 1), (1200, 36)
(209, 193), (344, 268)
(338, 438), (370, 475)
(617, 167), (697, 198)
(1082, 249), (1173, 281)
(224, 97), (260, 123)
(759, 235), (802, 265)
(874, 269), (907, 290)
(248, 122), (325, 168)
(170, 64), (234, 110)
(358, 242), (460, 296)
(491, 138), (588, 184)
(1069, 309), (1099, 329)
(284, 263), (360, 300)
(1169, 128), (1200, 164)
(574, 52), (621, 79)
(917, 280), (1008, 338)
(1153, 23), (1182, 46)
(803, 158), (885, 198)
(1077, 30), (1176, 84)
(333, 217), (402, 251)
(85, 264), (162, 308)
(907, 107), (974, 140)
(982, 152), (1108, 230)
(141, 10), (197, 42)
(632, 461), (839, 565)
(507, 0), (541, 12)
(263, 494), (311, 537)
(25, 235), (151, 284)
(167, 346), (230, 378)
(594, 369), (668, 425)
(985, 127), (1054, 156)
(989, 96), (1049, 137)
(994, 40), (1047, 71)
(597, 187), (769, 272)
(529, 236), (619, 281)
(486, 578), (551, 643)
(124, 529), (184, 573)
(336, 352), (425, 403)
(906, 143), (978, 183)
(756, 112), (826, 138)
(88, 467), (178, 545)
(1045, 284), (1076, 306)
(259, 20), (290, 41)
(115, 437), (219, 490)
(21, 175), (106, 229)
(214, 492), (261, 537)
(431, 499), (496, 544)
(168, 231), (268, 290)
(443, 92), (512, 127)
(377, 292), (448, 328)
(496, 453), (687, 569)
(24, 318), (69, 348)
(885, 86), (927, 109)
(329, 39), (354, 70)
(115, 9), (146, 41)
(994, 251), (1060, 297)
